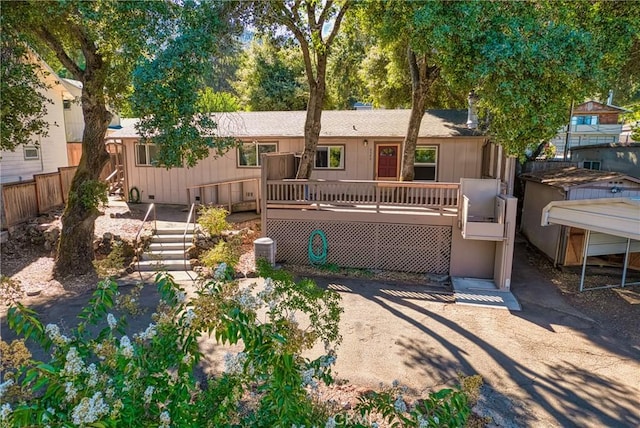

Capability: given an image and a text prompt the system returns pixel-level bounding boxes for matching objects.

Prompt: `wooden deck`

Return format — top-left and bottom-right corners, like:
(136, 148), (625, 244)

(265, 179), (460, 216)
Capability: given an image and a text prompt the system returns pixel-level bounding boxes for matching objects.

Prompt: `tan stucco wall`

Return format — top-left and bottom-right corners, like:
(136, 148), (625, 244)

(521, 181), (564, 260)
(450, 229), (496, 279)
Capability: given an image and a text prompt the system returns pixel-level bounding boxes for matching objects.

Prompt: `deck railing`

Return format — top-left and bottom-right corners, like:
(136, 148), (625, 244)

(266, 179), (459, 213)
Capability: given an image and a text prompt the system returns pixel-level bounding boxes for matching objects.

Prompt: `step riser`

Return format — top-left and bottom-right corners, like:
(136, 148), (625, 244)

(142, 253), (187, 262)
(155, 229), (196, 235)
(136, 226), (195, 272)
(148, 243), (186, 251)
(138, 261), (191, 271)
(150, 235), (195, 243)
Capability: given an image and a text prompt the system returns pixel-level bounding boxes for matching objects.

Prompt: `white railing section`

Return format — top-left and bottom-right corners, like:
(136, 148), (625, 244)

(266, 179), (459, 213)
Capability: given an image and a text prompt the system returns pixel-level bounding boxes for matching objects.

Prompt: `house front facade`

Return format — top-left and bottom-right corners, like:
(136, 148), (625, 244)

(109, 109), (491, 206)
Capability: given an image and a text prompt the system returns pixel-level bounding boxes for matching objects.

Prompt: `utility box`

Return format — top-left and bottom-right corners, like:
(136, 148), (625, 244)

(254, 237), (276, 267)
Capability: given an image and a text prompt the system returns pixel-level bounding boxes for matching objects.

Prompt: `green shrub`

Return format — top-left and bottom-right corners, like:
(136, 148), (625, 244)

(1, 263), (472, 427)
(200, 239), (240, 274)
(197, 206), (230, 236)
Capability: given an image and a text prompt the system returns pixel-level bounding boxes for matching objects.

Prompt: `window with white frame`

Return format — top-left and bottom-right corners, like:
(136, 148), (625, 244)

(314, 145), (344, 169)
(23, 146), (40, 160)
(135, 143), (159, 166)
(237, 141), (277, 167)
(413, 145), (437, 180)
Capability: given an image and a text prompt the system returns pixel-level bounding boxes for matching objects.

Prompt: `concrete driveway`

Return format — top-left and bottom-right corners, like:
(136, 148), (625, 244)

(2, 240), (638, 427)
(301, 270), (639, 427)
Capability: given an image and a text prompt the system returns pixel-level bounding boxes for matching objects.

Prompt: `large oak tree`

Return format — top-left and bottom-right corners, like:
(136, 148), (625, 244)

(415, 0), (640, 158)
(248, 0), (351, 178)
(3, 0), (232, 278)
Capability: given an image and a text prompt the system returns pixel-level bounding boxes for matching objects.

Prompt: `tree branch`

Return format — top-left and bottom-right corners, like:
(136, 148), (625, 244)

(317, 0), (334, 30)
(274, 4), (316, 85)
(35, 26), (83, 80)
(325, 1), (350, 48)
(70, 23), (102, 73)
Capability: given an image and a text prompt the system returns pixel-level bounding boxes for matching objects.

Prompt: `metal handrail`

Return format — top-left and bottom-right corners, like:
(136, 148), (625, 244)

(135, 203), (156, 278)
(183, 203), (197, 272)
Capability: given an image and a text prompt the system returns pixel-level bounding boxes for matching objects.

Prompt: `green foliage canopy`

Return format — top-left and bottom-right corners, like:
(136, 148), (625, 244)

(416, 0), (640, 157)
(234, 37), (308, 111)
(196, 88), (240, 113)
(0, 33), (51, 151)
(130, 1), (238, 168)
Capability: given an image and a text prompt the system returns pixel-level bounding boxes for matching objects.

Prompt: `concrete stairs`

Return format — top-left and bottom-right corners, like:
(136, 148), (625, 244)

(138, 226), (196, 272)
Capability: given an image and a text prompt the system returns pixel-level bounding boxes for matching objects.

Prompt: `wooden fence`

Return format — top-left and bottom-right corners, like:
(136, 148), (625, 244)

(1, 166), (77, 229)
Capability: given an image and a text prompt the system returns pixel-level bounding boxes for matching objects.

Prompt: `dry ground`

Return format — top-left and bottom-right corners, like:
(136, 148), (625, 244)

(1, 205), (639, 427)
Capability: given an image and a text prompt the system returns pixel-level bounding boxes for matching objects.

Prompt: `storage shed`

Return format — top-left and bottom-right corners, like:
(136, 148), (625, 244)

(520, 167), (640, 266)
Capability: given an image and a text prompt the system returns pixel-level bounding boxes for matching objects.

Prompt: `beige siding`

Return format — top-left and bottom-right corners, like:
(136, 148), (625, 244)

(521, 181), (564, 260)
(124, 136), (487, 205)
(433, 137), (484, 182)
(124, 138), (300, 204)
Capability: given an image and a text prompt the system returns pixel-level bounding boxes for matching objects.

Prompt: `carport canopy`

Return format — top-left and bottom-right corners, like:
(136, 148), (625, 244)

(541, 197), (640, 291)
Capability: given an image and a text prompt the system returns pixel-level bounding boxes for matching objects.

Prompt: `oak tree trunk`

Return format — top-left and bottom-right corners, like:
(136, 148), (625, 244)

(400, 50), (439, 181)
(296, 83), (325, 179)
(296, 51), (327, 179)
(53, 81), (111, 278)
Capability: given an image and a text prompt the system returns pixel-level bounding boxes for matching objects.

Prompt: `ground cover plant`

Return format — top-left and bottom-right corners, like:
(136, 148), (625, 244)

(1, 261), (472, 427)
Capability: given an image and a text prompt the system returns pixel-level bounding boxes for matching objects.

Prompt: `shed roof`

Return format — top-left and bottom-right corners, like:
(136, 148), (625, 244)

(110, 109), (482, 140)
(570, 142), (640, 151)
(541, 198), (640, 240)
(520, 167), (640, 190)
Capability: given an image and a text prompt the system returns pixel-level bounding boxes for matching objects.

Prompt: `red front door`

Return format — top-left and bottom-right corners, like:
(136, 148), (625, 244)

(376, 144), (399, 180)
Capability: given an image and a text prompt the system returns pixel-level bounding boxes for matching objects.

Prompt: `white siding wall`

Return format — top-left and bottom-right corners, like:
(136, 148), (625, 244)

(1, 83), (69, 184)
(567, 180), (640, 200)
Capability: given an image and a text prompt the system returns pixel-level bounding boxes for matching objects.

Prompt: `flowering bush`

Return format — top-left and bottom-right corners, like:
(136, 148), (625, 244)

(1, 261), (472, 427)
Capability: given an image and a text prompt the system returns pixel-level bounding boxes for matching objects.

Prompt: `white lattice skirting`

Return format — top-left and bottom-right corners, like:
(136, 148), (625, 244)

(266, 220), (452, 274)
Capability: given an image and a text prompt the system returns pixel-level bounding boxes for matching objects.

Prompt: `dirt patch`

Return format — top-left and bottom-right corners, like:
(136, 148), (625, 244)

(520, 240), (640, 344)
(1, 200), (150, 297)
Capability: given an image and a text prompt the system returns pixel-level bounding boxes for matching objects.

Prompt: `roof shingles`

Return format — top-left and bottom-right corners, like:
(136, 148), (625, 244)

(110, 109), (481, 139)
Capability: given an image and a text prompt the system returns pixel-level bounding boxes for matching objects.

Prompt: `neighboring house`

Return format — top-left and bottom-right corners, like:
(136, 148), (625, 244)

(570, 142), (640, 178)
(620, 123), (639, 144)
(63, 78), (122, 166)
(0, 58), (73, 184)
(108, 109), (496, 206)
(520, 167), (640, 266)
(550, 100), (629, 159)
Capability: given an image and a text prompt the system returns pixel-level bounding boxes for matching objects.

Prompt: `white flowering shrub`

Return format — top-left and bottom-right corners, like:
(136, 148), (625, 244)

(2, 263), (471, 427)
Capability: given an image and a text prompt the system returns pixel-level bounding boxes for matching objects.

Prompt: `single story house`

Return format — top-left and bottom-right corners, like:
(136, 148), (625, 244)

(107, 109), (499, 206)
(520, 167), (640, 266)
(570, 142), (640, 178)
